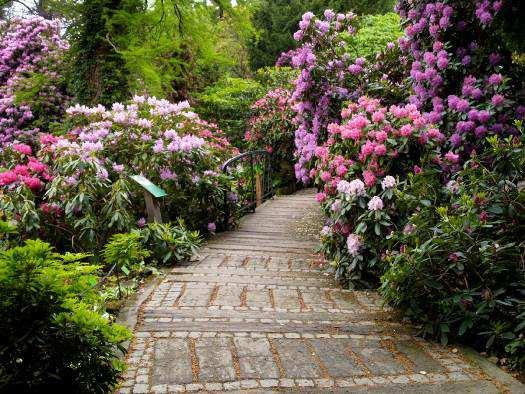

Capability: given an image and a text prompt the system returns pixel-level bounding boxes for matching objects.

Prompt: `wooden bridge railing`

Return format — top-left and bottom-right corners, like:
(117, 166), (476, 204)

(221, 150), (274, 229)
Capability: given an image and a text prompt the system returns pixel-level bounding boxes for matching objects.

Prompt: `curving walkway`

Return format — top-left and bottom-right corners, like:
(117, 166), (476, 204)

(117, 189), (523, 393)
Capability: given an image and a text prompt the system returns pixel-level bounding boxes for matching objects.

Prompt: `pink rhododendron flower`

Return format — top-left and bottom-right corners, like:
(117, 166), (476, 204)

(27, 159), (47, 173)
(315, 192), (327, 202)
(320, 171), (332, 182)
(491, 94), (505, 107)
(40, 133), (58, 145)
(381, 176), (396, 189)
(22, 176), (42, 190)
(375, 130), (388, 143)
(346, 233), (361, 256)
(12, 143), (32, 155)
(444, 151), (460, 163)
(399, 124), (413, 137)
(363, 170), (376, 187)
(488, 73), (503, 85)
(13, 165), (29, 176)
(112, 163), (124, 173)
(0, 171), (18, 186)
(374, 144), (387, 156)
(336, 165), (348, 176)
(372, 111), (385, 123)
(367, 196), (384, 211)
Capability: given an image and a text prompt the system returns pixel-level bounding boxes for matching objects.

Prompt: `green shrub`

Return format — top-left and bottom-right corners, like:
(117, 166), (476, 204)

(103, 231), (150, 277)
(254, 66), (298, 90)
(195, 77), (264, 147)
(344, 13), (402, 59)
(139, 220), (202, 265)
(0, 239), (130, 392)
(380, 131), (525, 372)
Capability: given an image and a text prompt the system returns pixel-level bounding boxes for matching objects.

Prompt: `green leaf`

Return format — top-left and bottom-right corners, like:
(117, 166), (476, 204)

(355, 222), (367, 234)
(459, 319), (472, 336)
(487, 205), (503, 214)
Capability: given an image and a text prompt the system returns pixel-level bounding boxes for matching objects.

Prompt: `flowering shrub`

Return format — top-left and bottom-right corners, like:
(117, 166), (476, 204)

(285, 10), (410, 183)
(314, 96), (442, 286)
(0, 140), (54, 233)
(395, 0), (524, 165)
(245, 88), (297, 190)
(0, 17), (68, 146)
(289, 2), (525, 369)
(0, 96), (237, 252)
(286, 10), (359, 183)
(381, 129), (525, 371)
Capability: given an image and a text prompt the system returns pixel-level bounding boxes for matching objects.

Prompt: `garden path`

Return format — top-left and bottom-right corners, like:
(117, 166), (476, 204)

(118, 189), (522, 393)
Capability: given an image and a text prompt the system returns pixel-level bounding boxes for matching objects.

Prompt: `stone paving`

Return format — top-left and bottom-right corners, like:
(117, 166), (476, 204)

(117, 189), (523, 393)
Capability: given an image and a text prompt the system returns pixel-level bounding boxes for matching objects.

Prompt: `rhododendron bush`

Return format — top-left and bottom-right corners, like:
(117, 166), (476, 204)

(286, 10), (409, 183)
(315, 97), (444, 286)
(0, 96), (237, 252)
(0, 17), (69, 147)
(285, 2), (523, 286)
(381, 130), (525, 371)
(245, 88), (297, 190)
(395, 0), (524, 164)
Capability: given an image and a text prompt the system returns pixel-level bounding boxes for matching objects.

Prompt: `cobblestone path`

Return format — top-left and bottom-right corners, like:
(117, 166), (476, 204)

(118, 189), (523, 393)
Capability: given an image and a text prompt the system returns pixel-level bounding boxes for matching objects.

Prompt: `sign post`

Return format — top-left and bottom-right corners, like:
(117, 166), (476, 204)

(130, 175), (167, 223)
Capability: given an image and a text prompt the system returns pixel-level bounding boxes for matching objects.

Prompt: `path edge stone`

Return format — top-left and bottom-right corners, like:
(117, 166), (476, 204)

(460, 346), (524, 392)
(117, 273), (166, 351)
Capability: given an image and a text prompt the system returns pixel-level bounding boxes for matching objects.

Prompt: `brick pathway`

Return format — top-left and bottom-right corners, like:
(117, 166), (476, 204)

(118, 189), (522, 393)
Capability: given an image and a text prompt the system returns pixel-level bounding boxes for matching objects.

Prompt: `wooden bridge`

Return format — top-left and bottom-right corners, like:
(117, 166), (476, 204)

(117, 189), (522, 393)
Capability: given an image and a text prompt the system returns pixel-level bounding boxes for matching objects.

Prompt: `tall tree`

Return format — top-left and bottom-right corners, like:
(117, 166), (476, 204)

(67, 0), (143, 106)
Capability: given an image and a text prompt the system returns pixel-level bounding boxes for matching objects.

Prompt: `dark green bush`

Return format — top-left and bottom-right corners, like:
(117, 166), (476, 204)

(0, 239), (130, 392)
(194, 77), (264, 147)
(381, 130), (525, 372)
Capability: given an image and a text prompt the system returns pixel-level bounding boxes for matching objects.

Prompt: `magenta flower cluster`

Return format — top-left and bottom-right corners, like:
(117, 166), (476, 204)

(0, 141), (52, 192)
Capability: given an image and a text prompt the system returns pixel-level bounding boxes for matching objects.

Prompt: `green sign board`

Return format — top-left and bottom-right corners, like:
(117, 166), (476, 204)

(131, 175), (167, 198)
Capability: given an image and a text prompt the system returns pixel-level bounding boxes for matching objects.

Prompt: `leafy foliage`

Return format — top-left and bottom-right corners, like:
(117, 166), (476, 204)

(104, 0), (256, 101)
(381, 130), (525, 372)
(67, 0), (142, 106)
(139, 220), (201, 265)
(0, 239), (130, 392)
(195, 77), (264, 146)
(345, 13), (402, 59)
(103, 232), (150, 277)
(254, 66), (298, 90)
